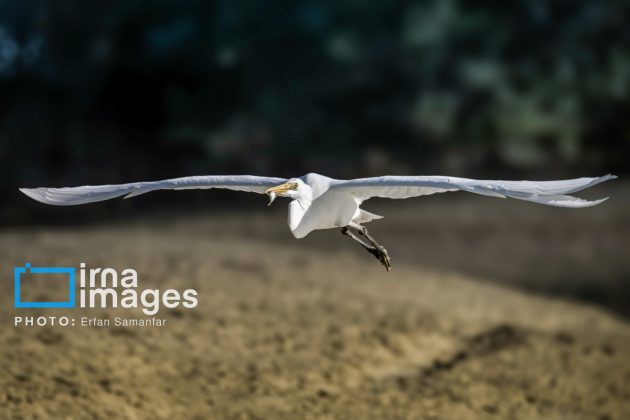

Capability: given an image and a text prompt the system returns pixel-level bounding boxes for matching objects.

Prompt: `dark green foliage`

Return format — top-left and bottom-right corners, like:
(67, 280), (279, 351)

(0, 0), (628, 221)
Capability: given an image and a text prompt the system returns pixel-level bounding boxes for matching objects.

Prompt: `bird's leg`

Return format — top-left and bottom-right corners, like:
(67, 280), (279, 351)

(356, 226), (391, 271)
(340, 227), (374, 250)
(341, 226), (391, 272)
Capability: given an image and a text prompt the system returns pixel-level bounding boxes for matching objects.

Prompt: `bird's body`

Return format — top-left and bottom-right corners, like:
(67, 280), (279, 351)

(21, 172), (616, 270)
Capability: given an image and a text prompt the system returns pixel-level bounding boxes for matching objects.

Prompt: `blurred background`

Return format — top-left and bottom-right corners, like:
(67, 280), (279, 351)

(0, 0), (628, 314)
(1, 2), (630, 417)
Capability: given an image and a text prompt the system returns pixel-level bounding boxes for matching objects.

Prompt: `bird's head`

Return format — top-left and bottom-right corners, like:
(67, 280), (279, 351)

(265, 178), (311, 206)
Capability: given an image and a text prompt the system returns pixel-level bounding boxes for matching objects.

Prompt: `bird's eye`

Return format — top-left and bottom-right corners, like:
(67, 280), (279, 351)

(290, 182), (298, 190)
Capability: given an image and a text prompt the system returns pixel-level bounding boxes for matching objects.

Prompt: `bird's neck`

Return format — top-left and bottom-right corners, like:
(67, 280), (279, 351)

(288, 197), (310, 231)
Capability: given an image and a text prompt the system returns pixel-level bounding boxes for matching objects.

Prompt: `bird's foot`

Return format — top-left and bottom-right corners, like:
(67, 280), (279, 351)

(356, 226), (391, 271)
(341, 226), (392, 272)
(367, 244), (391, 272)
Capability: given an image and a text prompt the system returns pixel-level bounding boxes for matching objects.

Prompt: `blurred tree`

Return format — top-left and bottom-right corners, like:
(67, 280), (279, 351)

(0, 0), (628, 222)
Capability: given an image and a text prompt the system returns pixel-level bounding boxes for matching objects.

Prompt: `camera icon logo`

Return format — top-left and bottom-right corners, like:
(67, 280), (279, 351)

(14, 263), (76, 308)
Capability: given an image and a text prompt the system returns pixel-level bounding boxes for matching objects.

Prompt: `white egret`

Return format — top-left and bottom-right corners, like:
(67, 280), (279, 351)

(20, 173), (616, 270)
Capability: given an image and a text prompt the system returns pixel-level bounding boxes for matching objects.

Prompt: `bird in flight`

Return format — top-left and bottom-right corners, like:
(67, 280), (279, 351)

(21, 173), (616, 271)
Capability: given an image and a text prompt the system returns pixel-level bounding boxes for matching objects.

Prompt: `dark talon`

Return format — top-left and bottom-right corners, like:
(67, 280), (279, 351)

(341, 226), (392, 271)
(368, 246), (391, 272)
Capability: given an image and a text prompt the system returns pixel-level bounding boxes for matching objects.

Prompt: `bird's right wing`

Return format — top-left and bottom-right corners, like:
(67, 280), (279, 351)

(331, 174), (616, 208)
(20, 175), (287, 206)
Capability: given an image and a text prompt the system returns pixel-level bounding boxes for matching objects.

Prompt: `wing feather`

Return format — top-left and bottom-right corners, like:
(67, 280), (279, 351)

(332, 174), (616, 208)
(20, 175), (286, 206)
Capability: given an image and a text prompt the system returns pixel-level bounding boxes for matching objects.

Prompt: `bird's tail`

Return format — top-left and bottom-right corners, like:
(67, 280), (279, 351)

(356, 209), (383, 224)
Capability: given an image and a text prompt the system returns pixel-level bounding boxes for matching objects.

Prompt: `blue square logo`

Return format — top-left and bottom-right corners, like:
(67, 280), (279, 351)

(14, 263), (76, 308)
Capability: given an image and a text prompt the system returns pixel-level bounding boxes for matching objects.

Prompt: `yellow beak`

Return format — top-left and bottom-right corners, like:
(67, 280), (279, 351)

(265, 182), (293, 196)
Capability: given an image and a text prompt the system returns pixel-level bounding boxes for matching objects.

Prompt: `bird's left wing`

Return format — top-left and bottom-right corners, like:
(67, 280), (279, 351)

(331, 174), (616, 208)
(20, 175), (286, 206)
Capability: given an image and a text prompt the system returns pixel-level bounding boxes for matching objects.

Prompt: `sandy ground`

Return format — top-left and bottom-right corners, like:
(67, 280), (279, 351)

(1, 194), (629, 419)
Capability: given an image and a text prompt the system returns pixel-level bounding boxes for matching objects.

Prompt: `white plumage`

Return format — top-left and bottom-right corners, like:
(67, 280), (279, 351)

(20, 172), (616, 270)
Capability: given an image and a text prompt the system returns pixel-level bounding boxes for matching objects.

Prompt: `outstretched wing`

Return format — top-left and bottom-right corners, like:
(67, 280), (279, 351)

(332, 174), (616, 208)
(20, 175), (286, 206)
